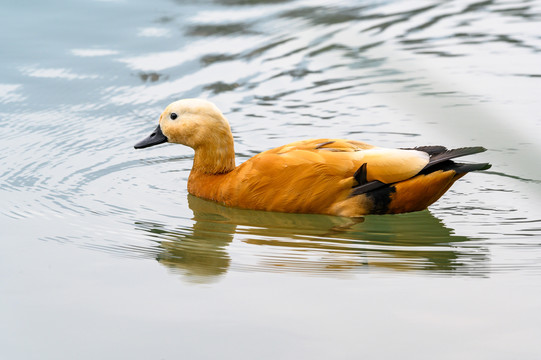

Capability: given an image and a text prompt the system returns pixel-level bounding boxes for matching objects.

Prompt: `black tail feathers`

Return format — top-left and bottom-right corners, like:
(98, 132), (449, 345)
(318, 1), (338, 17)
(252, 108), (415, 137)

(423, 146), (487, 169)
(421, 161), (491, 175)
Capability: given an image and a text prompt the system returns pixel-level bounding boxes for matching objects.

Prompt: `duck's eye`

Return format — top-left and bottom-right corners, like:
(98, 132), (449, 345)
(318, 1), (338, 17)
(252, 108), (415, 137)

(170, 113), (178, 120)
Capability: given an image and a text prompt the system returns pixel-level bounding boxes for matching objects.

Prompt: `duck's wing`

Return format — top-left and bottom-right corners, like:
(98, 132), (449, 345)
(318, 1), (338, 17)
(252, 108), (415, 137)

(263, 139), (429, 182)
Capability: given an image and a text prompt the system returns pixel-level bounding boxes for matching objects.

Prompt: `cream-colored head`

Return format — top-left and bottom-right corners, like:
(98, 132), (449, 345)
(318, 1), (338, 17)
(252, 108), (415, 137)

(159, 99), (232, 150)
(135, 98), (236, 174)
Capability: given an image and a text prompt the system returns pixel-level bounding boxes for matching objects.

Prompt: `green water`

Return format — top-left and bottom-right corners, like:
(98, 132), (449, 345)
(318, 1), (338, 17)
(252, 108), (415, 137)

(1, 0), (541, 358)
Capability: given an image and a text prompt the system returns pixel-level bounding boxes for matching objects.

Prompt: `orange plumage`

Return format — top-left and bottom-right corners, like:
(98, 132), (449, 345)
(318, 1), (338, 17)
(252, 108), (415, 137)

(134, 99), (491, 217)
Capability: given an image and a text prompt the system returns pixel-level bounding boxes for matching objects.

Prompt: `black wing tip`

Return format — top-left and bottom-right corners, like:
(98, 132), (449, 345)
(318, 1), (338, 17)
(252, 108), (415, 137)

(437, 146), (487, 157)
(453, 162), (492, 174)
(477, 162), (492, 171)
(404, 145), (487, 155)
(401, 145), (448, 155)
(459, 146), (487, 154)
(422, 146), (489, 170)
(353, 163), (368, 185)
(351, 180), (386, 196)
(351, 163), (388, 196)
(425, 161), (492, 174)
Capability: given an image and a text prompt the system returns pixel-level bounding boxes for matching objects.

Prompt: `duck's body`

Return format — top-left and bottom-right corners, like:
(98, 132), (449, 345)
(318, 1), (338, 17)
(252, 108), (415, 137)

(135, 99), (490, 217)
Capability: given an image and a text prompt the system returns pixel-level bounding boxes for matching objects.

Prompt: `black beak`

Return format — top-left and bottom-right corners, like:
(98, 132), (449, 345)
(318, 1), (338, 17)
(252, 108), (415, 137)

(134, 124), (168, 149)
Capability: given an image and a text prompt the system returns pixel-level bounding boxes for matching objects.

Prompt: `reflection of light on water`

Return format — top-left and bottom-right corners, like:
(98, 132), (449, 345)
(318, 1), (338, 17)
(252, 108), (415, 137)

(19, 65), (99, 80)
(0, 84), (25, 103)
(115, 36), (263, 72)
(137, 27), (171, 38)
(190, 7), (280, 24)
(70, 48), (120, 57)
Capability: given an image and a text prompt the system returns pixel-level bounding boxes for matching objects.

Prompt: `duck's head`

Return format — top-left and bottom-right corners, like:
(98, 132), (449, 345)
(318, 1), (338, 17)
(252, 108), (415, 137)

(134, 98), (233, 150)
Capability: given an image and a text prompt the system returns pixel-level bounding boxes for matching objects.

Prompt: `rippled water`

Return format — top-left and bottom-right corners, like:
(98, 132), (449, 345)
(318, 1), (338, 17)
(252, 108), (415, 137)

(2, 0), (541, 358)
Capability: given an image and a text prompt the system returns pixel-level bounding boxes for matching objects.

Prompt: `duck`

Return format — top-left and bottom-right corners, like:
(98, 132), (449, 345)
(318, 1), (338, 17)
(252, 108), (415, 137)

(134, 99), (491, 217)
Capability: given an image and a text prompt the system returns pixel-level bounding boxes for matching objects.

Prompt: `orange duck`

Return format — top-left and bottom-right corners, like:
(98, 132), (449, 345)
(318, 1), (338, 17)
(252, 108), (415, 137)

(135, 99), (491, 217)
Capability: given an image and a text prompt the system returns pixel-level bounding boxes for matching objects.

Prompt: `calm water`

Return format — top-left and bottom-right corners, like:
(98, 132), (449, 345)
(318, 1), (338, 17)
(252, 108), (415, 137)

(1, 0), (541, 358)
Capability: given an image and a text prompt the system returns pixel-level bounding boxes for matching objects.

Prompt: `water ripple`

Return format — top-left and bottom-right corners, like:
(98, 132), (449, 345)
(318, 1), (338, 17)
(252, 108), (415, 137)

(1, 0), (540, 281)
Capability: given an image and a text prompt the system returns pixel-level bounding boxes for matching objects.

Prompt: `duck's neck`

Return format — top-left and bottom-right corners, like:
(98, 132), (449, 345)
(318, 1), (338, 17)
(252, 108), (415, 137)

(192, 135), (236, 175)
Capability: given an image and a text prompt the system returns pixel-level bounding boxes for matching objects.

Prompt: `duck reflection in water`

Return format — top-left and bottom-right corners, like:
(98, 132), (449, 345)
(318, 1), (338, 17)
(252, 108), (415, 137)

(135, 195), (488, 282)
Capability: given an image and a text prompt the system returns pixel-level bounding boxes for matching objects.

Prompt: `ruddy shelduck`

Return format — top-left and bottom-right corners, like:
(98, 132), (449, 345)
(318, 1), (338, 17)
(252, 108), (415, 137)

(135, 99), (490, 217)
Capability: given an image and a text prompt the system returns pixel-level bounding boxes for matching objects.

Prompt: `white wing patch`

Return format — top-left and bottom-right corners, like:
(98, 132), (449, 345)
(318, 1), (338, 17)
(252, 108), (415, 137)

(358, 148), (430, 183)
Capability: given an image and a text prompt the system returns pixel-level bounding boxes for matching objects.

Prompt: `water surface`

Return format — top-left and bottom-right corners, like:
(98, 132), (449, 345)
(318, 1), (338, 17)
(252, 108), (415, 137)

(1, 0), (541, 359)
